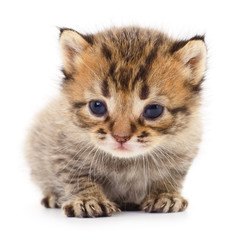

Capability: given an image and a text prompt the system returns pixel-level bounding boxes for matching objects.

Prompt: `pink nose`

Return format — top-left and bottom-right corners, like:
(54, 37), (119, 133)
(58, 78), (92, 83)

(112, 135), (131, 143)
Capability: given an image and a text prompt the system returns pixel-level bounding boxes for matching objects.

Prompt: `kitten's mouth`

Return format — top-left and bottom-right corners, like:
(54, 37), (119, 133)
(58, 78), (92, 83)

(96, 138), (150, 158)
(114, 143), (129, 151)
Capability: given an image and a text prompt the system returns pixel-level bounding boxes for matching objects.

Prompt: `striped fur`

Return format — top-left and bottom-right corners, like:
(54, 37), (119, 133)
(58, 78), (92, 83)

(25, 26), (206, 217)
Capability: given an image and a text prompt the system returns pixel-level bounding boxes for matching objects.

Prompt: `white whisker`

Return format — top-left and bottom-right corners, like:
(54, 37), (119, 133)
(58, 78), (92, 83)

(155, 148), (185, 175)
(151, 151), (179, 191)
(149, 152), (170, 192)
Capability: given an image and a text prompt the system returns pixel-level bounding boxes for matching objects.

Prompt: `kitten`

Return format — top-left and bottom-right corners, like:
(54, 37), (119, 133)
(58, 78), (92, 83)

(25, 26), (206, 217)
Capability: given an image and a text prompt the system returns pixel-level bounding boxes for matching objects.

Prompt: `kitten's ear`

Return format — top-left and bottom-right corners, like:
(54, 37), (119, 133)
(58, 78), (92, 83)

(59, 28), (92, 74)
(171, 36), (207, 85)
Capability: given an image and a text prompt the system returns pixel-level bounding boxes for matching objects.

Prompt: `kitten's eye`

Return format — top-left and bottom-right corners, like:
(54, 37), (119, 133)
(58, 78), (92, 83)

(89, 101), (107, 116)
(143, 104), (164, 119)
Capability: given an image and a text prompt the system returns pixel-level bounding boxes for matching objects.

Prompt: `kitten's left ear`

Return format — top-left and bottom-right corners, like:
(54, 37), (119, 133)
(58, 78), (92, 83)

(59, 28), (93, 74)
(171, 36), (207, 85)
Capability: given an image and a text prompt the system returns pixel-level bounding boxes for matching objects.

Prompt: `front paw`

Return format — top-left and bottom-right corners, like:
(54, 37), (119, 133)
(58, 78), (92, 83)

(41, 193), (59, 208)
(141, 193), (188, 213)
(62, 197), (120, 218)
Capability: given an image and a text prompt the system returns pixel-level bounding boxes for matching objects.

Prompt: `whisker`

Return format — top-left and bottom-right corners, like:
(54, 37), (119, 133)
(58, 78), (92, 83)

(66, 146), (96, 199)
(63, 143), (92, 181)
(159, 145), (187, 163)
(155, 148), (185, 175)
(151, 151), (179, 191)
(88, 147), (100, 182)
(149, 152), (170, 192)
(66, 144), (93, 185)
(147, 156), (151, 196)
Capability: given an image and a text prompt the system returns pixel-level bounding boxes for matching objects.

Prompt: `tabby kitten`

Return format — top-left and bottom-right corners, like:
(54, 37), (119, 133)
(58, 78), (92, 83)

(25, 26), (206, 217)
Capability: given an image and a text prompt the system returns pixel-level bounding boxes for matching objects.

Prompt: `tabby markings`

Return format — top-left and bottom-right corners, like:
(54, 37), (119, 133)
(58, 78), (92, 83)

(132, 38), (163, 90)
(140, 84), (149, 100)
(102, 80), (110, 97)
(102, 43), (112, 61)
(73, 102), (87, 108)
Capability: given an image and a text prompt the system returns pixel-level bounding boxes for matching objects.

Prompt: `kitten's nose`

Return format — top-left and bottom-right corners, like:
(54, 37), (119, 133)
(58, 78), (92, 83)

(112, 134), (131, 143)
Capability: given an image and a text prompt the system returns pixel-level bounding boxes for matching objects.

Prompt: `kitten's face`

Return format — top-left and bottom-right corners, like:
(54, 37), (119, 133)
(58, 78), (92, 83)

(60, 27), (206, 158)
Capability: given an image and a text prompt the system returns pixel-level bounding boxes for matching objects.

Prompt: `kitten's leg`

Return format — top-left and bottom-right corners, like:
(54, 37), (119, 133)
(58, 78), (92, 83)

(140, 181), (188, 213)
(62, 177), (120, 218)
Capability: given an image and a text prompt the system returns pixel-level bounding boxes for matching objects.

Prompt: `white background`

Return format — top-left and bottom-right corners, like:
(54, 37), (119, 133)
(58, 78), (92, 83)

(0, 0), (234, 239)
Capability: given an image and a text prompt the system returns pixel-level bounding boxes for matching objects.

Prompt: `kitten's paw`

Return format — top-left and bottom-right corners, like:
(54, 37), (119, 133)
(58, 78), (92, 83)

(41, 193), (59, 208)
(141, 193), (188, 213)
(62, 198), (120, 218)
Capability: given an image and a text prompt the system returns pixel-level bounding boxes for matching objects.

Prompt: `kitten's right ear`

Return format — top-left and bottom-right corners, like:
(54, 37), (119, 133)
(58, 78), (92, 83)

(59, 28), (92, 74)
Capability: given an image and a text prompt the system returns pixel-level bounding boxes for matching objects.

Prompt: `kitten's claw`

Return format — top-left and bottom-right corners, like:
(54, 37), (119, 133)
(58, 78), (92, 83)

(62, 198), (120, 218)
(141, 193), (188, 213)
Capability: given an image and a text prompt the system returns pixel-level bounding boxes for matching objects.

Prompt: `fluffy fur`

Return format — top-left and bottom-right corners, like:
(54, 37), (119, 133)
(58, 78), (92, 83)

(25, 26), (206, 217)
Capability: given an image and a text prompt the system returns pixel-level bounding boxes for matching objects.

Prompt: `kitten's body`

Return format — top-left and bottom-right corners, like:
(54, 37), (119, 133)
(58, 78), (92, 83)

(25, 27), (206, 217)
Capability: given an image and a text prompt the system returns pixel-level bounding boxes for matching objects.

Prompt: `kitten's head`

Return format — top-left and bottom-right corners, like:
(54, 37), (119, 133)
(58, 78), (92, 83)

(60, 27), (206, 158)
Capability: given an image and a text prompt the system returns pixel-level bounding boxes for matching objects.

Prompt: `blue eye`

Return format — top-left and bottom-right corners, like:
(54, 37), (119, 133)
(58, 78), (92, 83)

(89, 101), (107, 116)
(143, 104), (164, 119)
